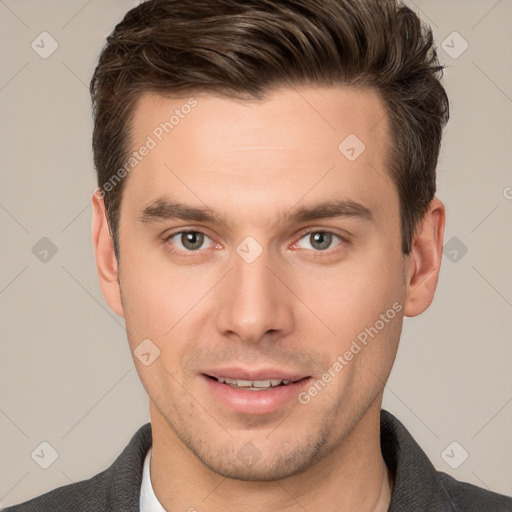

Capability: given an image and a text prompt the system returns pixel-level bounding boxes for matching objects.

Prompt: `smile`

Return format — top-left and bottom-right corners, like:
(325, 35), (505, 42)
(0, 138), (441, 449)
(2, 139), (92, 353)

(202, 373), (312, 414)
(214, 377), (299, 390)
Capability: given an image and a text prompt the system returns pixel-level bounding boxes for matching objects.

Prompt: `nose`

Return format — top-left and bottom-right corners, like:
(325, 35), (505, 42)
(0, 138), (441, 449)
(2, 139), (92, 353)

(214, 244), (295, 344)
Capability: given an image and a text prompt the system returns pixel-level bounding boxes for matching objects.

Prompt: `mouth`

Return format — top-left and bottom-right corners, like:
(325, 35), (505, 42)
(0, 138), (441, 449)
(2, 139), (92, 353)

(205, 375), (307, 391)
(201, 371), (312, 415)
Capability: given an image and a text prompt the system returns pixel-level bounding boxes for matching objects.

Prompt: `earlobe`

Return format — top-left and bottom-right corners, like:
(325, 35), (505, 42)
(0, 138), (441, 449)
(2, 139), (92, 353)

(403, 198), (446, 317)
(91, 189), (125, 318)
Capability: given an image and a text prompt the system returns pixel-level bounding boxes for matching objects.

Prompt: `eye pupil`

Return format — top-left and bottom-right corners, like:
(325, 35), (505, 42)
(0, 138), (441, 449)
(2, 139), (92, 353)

(310, 232), (332, 250)
(182, 231), (203, 250)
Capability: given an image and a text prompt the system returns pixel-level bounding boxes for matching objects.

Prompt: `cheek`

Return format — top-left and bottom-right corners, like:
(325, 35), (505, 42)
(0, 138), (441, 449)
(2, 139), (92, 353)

(120, 244), (202, 330)
(292, 252), (403, 343)
(119, 247), (217, 376)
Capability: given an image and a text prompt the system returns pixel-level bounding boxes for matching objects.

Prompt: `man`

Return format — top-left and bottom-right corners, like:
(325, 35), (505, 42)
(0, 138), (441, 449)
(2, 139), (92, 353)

(4, 0), (511, 511)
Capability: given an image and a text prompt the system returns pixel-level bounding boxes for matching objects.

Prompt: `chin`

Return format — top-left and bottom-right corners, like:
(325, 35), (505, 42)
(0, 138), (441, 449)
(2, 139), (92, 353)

(191, 436), (329, 482)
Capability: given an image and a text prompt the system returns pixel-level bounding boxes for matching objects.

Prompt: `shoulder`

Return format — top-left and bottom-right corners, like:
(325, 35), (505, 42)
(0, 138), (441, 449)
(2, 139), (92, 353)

(436, 471), (512, 512)
(2, 423), (152, 512)
(380, 409), (512, 512)
(1, 468), (110, 512)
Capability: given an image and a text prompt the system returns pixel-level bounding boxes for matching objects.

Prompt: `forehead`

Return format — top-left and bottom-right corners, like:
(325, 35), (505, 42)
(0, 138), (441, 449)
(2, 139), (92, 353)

(123, 85), (395, 225)
(130, 85), (389, 158)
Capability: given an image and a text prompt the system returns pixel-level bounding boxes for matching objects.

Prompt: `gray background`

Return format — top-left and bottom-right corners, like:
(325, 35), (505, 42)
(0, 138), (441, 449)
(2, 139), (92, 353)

(1, 0), (511, 507)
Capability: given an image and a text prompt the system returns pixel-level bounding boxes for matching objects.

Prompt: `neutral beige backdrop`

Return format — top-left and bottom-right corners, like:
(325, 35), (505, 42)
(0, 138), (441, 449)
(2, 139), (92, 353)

(1, 0), (511, 507)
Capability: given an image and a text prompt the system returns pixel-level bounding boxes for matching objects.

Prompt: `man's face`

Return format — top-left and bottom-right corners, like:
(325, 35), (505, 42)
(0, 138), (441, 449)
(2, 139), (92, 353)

(116, 86), (407, 479)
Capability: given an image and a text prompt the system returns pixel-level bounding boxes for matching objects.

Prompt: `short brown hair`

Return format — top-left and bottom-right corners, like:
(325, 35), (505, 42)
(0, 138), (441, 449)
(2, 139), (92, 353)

(90, 0), (449, 259)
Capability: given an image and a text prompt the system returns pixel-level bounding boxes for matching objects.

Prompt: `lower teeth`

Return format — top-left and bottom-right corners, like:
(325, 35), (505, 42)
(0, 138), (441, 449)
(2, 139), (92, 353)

(226, 383), (283, 391)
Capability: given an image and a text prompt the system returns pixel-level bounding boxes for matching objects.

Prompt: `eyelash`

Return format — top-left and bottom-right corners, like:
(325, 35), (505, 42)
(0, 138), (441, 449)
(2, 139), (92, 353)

(162, 228), (348, 257)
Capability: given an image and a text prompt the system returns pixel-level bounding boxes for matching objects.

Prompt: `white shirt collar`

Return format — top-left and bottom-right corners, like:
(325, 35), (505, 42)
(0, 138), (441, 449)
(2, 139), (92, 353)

(140, 446), (167, 512)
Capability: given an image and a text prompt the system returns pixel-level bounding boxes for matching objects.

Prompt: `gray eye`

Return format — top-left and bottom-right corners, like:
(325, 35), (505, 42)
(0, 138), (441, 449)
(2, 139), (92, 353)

(309, 232), (332, 250)
(297, 231), (341, 251)
(180, 231), (205, 250)
(167, 231), (214, 252)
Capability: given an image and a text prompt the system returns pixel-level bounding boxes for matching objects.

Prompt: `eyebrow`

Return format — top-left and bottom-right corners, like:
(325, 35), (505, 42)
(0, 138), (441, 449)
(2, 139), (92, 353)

(138, 196), (373, 227)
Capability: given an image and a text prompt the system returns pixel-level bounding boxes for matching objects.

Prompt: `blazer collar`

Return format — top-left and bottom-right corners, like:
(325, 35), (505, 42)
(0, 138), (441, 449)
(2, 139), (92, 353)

(381, 409), (460, 511)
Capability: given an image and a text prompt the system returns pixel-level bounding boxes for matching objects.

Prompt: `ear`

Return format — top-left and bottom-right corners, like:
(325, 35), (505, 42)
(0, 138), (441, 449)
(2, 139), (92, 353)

(91, 189), (124, 318)
(403, 197), (446, 317)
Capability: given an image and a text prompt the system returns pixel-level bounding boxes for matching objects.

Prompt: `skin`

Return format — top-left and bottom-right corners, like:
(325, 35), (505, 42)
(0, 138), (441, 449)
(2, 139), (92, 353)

(92, 85), (445, 512)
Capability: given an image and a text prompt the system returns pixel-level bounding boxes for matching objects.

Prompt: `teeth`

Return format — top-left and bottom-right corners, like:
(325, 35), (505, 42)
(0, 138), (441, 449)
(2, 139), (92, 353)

(217, 377), (292, 389)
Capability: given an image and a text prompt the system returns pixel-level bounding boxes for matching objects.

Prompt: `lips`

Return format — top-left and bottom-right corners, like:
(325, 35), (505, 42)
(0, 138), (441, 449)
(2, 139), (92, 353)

(201, 368), (311, 415)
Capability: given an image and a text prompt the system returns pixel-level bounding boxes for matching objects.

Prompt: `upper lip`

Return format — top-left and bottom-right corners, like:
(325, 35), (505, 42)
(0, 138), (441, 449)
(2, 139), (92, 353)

(203, 367), (310, 382)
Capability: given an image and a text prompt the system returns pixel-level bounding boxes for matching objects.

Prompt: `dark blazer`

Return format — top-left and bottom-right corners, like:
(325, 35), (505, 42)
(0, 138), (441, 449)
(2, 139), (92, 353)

(3, 409), (511, 511)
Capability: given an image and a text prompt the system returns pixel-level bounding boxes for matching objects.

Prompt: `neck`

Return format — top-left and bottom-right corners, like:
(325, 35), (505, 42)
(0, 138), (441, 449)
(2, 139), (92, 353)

(149, 399), (393, 512)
